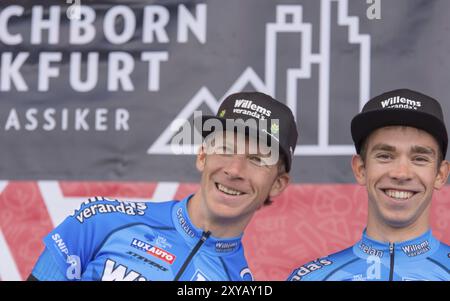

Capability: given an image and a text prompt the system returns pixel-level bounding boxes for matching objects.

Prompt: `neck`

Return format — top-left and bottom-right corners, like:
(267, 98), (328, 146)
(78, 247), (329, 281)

(188, 192), (251, 238)
(366, 214), (430, 243)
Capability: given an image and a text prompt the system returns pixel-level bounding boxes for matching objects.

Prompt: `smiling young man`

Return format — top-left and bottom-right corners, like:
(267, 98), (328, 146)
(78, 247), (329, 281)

(288, 89), (449, 281)
(28, 91), (298, 281)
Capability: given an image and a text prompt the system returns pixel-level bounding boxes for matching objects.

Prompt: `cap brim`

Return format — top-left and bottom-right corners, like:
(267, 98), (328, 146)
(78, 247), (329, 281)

(351, 109), (448, 158)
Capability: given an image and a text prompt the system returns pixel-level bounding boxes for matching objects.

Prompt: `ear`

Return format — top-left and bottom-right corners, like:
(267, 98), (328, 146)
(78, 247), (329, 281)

(196, 145), (207, 172)
(269, 173), (290, 198)
(434, 160), (450, 190)
(351, 155), (367, 186)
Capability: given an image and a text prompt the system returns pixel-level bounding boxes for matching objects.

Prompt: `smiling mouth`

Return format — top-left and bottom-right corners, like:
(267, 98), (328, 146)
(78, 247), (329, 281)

(215, 183), (245, 196)
(382, 189), (416, 200)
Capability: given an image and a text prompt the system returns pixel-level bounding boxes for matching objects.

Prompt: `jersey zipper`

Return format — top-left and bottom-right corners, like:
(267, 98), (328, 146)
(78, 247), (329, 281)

(174, 231), (211, 281)
(389, 242), (395, 281)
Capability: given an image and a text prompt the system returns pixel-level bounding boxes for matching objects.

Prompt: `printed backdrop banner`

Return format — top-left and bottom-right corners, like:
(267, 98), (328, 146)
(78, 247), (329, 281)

(0, 0), (449, 280)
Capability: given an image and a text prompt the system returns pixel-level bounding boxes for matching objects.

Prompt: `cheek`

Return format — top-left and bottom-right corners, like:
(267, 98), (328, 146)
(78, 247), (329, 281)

(412, 166), (438, 189)
(365, 166), (386, 185)
(363, 171), (378, 190)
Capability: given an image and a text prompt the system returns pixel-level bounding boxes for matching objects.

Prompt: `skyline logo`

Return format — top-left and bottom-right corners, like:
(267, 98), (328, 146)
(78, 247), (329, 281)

(148, 0), (372, 157)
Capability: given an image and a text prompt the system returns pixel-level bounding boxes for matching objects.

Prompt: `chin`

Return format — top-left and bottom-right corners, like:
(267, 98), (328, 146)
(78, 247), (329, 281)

(382, 213), (417, 228)
(208, 202), (243, 219)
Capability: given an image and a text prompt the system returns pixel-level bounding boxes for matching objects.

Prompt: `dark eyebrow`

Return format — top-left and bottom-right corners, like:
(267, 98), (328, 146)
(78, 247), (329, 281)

(370, 144), (396, 153)
(370, 143), (437, 157)
(411, 145), (436, 156)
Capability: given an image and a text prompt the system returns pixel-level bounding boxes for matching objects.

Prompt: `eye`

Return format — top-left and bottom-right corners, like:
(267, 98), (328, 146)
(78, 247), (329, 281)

(249, 155), (262, 164)
(216, 145), (233, 155)
(375, 152), (393, 161)
(412, 156), (431, 165)
(248, 155), (269, 167)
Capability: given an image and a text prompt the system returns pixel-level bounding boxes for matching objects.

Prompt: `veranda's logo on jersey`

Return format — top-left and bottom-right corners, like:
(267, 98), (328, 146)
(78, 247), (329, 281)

(131, 238), (176, 264)
(72, 198), (147, 223)
(289, 258), (333, 281)
(380, 96), (422, 110)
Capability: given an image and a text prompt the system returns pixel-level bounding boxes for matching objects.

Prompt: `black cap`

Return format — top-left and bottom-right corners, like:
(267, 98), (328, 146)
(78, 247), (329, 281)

(351, 89), (448, 158)
(196, 92), (298, 172)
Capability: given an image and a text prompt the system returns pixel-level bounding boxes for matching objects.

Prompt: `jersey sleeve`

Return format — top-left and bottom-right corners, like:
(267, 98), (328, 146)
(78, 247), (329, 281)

(31, 247), (67, 281)
(40, 197), (148, 280)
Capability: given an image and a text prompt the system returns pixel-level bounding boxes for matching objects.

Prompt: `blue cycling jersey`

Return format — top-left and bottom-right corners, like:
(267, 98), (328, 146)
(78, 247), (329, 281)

(31, 195), (254, 281)
(287, 229), (449, 281)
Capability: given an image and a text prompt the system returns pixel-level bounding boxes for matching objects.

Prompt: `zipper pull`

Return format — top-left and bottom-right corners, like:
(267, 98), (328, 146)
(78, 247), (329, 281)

(389, 242), (394, 254)
(201, 231), (211, 241)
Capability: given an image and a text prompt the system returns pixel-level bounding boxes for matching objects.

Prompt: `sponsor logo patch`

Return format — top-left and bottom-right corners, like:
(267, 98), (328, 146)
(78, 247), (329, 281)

(102, 259), (147, 281)
(233, 99), (272, 119)
(215, 241), (239, 253)
(359, 242), (384, 257)
(72, 197), (147, 223)
(131, 238), (176, 264)
(290, 258), (333, 281)
(126, 251), (168, 272)
(401, 240), (431, 257)
(380, 96), (421, 110)
(176, 207), (196, 238)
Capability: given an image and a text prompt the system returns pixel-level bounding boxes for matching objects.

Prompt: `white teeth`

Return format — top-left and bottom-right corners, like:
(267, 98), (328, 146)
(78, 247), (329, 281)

(385, 189), (414, 199)
(217, 183), (243, 196)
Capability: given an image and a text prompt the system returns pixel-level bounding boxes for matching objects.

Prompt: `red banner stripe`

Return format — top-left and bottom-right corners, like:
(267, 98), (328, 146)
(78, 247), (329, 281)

(59, 181), (157, 198)
(0, 182), (53, 280)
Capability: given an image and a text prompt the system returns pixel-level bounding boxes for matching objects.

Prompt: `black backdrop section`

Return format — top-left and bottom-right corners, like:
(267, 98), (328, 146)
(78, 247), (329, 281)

(1, 0), (449, 183)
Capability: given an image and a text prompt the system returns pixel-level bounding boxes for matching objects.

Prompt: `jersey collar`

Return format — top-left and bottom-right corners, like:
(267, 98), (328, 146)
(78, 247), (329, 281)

(354, 229), (440, 261)
(171, 195), (243, 255)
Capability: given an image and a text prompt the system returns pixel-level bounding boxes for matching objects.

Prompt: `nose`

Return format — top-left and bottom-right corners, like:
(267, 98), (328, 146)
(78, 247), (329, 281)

(389, 157), (413, 182)
(223, 155), (246, 179)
